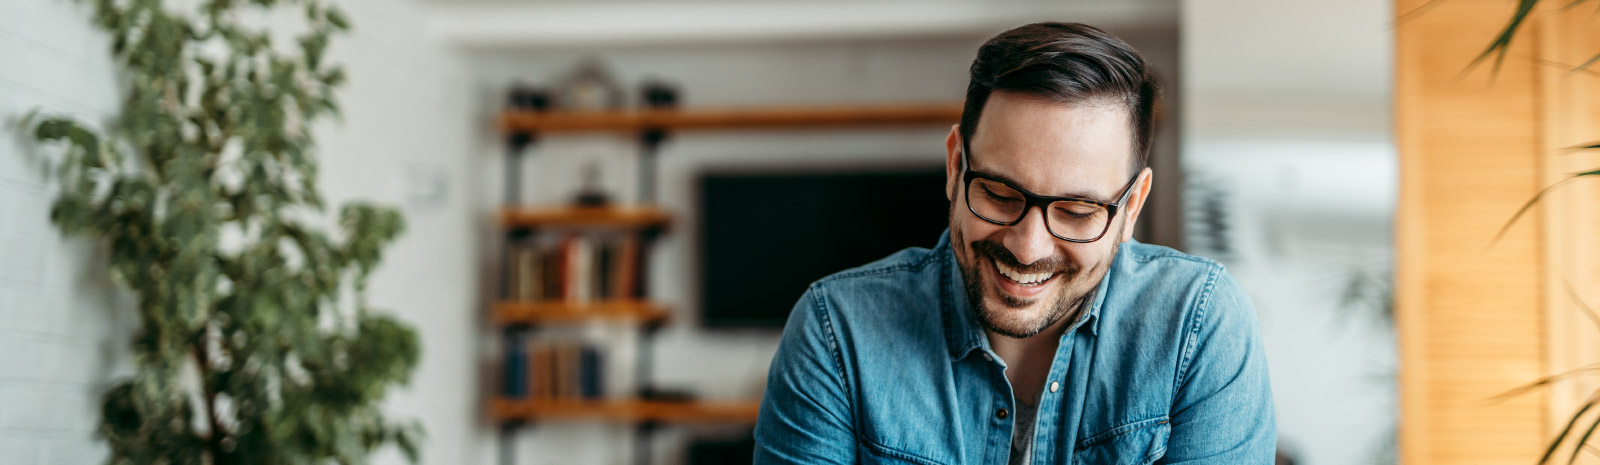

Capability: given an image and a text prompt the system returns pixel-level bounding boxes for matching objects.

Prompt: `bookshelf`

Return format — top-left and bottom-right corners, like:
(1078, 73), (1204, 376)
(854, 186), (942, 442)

(490, 398), (762, 423)
(492, 101), (963, 464)
(500, 102), (963, 132)
(492, 299), (670, 326)
(502, 205), (671, 230)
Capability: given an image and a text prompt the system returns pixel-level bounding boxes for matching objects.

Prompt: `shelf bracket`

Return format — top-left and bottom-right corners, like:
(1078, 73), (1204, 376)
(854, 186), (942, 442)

(638, 128), (669, 204)
(506, 131), (536, 205)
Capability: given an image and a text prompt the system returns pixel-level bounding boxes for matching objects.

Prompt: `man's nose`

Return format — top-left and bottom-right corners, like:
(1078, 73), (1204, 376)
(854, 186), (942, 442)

(1002, 206), (1056, 266)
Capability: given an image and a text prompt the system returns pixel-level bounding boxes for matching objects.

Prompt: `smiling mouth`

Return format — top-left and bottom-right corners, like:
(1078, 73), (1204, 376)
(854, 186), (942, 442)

(993, 260), (1056, 287)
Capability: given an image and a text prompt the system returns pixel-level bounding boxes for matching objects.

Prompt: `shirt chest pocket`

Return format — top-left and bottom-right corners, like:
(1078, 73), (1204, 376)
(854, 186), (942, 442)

(1073, 417), (1170, 465)
(858, 439), (950, 465)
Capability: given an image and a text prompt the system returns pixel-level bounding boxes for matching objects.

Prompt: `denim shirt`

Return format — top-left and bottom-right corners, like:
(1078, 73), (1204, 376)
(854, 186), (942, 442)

(753, 231), (1275, 464)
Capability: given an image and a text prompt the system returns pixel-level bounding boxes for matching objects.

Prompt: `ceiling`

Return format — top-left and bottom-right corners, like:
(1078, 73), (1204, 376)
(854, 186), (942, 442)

(420, 0), (1178, 50)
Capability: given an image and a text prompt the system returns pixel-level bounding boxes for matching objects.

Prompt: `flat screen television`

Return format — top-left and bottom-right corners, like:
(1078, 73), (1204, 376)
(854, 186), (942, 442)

(699, 166), (951, 329)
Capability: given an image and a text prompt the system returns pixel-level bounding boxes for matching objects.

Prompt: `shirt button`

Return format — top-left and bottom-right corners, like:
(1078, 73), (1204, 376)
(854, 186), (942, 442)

(1050, 381), (1060, 393)
(983, 353), (993, 362)
(996, 408), (1009, 419)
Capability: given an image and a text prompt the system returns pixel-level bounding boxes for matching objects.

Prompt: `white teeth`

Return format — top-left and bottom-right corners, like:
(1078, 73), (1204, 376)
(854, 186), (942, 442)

(995, 261), (1053, 286)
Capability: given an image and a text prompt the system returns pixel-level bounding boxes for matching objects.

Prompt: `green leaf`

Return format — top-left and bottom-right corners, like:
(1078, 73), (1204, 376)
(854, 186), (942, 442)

(1489, 169), (1600, 246)
(1565, 406), (1600, 464)
(325, 7), (350, 31)
(1466, 0), (1541, 79)
(1490, 364), (1600, 402)
(320, 67), (346, 87)
(1566, 51), (1600, 77)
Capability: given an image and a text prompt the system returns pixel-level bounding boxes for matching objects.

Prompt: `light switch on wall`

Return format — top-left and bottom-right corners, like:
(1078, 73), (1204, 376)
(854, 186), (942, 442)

(397, 163), (450, 211)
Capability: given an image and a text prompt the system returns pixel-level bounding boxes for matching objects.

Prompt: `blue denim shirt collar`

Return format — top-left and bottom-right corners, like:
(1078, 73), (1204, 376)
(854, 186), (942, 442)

(938, 230), (1111, 361)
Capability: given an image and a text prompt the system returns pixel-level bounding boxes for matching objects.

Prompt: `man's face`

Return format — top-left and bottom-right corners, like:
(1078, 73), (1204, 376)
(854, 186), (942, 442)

(944, 91), (1152, 339)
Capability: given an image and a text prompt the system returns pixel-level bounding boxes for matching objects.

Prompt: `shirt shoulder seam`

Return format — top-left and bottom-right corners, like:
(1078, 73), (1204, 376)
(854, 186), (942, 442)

(1127, 247), (1222, 267)
(1173, 260), (1224, 394)
(812, 249), (942, 284)
(806, 283), (851, 393)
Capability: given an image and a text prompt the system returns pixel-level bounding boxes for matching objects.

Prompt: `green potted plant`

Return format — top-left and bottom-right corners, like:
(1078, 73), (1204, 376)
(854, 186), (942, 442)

(19, 0), (423, 462)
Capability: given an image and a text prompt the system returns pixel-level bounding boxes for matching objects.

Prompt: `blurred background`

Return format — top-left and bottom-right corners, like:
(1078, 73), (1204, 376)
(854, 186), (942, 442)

(0, 0), (1398, 464)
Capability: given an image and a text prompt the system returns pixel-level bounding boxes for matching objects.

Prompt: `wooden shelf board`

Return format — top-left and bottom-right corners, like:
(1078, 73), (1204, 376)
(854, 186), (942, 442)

(493, 300), (669, 325)
(500, 102), (963, 133)
(501, 206), (670, 229)
(490, 398), (761, 424)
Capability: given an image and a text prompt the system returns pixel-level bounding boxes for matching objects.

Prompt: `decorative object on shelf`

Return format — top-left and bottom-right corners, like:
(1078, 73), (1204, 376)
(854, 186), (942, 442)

(640, 77), (681, 109)
(557, 57), (626, 110)
(640, 386), (698, 403)
(509, 82), (553, 112)
(572, 161), (614, 207)
(20, 0), (421, 463)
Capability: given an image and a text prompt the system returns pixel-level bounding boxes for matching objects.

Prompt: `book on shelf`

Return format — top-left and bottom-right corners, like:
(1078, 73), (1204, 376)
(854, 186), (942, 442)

(505, 232), (645, 304)
(502, 331), (529, 398)
(503, 337), (606, 402)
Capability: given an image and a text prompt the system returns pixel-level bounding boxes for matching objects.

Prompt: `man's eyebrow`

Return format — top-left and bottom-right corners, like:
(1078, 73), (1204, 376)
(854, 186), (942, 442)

(972, 165), (1117, 203)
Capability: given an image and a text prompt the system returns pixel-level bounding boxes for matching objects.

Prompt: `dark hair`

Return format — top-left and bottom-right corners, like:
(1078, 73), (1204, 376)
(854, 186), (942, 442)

(960, 22), (1160, 175)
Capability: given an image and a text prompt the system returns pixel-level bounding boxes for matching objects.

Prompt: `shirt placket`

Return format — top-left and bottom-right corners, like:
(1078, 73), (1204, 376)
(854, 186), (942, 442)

(1029, 332), (1076, 464)
(981, 349), (1014, 465)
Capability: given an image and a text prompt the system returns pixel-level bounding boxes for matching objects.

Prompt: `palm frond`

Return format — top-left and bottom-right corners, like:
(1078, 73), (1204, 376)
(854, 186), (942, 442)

(1563, 411), (1600, 464)
(1557, 0), (1594, 12)
(1488, 363), (1600, 403)
(1541, 394), (1600, 464)
(1490, 176), (1581, 247)
(1565, 52), (1600, 76)
(1465, 0), (1542, 79)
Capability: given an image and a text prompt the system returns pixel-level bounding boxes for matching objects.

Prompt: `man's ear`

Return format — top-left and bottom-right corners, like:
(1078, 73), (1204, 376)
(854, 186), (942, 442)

(1120, 167), (1155, 243)
(945, 124), (961, 202)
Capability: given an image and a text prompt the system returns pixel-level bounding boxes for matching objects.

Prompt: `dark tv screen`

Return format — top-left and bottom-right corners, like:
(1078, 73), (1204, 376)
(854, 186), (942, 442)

(699, 167), (951, 329)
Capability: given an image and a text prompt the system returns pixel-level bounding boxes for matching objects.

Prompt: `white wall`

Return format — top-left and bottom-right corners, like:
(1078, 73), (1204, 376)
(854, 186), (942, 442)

(1182, 0), (1397, 464)
(1, 1), (139, 462)
(311, 2), (479, 465)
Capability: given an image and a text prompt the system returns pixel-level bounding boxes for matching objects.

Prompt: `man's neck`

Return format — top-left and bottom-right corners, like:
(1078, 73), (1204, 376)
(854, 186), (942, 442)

(986, 305), (1079, 403)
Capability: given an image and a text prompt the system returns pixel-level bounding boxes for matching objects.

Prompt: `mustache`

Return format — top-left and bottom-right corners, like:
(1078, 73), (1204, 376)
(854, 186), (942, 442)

(970, 239), (1068, 274)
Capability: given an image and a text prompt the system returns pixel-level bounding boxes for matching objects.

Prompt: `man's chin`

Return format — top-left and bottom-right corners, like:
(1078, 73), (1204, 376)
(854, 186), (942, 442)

(976, 293), (1058, 338)
(992, 282), (1047, 309)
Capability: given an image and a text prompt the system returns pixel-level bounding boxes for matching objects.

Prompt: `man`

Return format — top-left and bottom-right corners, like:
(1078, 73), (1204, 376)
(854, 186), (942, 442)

(753, 22), (1275, 464)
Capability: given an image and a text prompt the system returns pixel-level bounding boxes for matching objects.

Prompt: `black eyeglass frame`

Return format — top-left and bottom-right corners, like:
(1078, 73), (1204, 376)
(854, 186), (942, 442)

(959, 143), (1141, 243)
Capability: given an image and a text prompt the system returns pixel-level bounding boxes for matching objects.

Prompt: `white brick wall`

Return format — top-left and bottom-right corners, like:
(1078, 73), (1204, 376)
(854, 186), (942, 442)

(0, 0), (134, 461)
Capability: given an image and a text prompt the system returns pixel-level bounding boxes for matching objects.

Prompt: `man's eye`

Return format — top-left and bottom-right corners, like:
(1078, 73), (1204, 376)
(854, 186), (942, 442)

(1054, 204), (1098, 219)
(984, 187), (1021, 203)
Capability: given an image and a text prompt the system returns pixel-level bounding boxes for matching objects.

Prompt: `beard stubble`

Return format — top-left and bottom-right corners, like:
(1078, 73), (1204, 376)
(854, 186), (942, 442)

(951, 208), (1120, 339)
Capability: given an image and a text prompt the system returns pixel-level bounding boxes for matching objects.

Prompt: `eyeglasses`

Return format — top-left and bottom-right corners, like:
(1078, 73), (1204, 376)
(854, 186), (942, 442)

(960, 143), (1140, 243)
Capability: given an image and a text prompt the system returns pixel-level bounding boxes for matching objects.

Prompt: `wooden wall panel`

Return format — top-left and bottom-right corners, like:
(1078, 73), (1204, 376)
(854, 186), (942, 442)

(1537, 5), (1600, 464)
(1399, 0), (1600, 462)
(1396, 0), (1547, 463)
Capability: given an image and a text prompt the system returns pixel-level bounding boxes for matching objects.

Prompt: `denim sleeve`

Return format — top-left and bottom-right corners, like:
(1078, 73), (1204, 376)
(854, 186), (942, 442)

(1158, 270), (1276, 464)
(753, 285), (856, 464)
